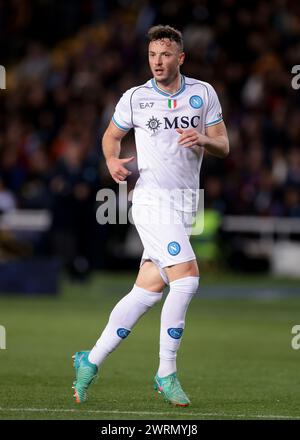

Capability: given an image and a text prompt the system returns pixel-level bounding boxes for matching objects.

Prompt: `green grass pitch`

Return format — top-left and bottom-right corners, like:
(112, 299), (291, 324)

(0, 272), (299, 420)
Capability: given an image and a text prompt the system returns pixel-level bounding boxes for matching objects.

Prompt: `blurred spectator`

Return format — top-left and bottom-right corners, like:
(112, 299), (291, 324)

(0, 178), (16, 213)
(48, 139), (100, 275)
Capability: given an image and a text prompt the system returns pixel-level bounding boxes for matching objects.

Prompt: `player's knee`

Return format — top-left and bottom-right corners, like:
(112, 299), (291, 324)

(187, 275), (199, 294)
(150, 283), (166, 293)
(136, 260), (166, 292)
(136, 280), (166, 293)
(169, 275), (199, 296)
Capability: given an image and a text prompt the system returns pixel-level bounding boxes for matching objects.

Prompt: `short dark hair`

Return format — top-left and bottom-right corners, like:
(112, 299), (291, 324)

(147, 25), (183, 51)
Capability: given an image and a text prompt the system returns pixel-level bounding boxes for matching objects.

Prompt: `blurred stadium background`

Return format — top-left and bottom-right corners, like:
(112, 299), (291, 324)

(0, 0), (300, 420)
(1, 0), (300, 288)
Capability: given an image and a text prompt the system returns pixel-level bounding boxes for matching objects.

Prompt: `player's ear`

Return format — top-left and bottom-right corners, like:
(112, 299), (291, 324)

(178, 52), (185, 66)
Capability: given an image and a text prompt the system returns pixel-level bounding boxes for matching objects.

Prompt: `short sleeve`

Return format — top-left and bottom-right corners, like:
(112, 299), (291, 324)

(205, 84), (223, 127)
(112, 89), (133, 131)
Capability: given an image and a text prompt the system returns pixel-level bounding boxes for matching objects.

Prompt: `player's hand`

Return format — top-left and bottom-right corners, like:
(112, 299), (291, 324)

(106, 156), (135, 183)
(176, 128), (208, 148)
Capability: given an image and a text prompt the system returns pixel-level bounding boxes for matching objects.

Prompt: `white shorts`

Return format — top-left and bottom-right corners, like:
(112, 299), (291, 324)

(131, 203), (196, 285)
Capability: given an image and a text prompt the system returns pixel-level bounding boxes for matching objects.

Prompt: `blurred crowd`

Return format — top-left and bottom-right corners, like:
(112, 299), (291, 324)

(1, 0), (300, 271)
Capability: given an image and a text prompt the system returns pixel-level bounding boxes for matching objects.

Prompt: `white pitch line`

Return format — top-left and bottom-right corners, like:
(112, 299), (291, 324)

(0, 407), (299, 419)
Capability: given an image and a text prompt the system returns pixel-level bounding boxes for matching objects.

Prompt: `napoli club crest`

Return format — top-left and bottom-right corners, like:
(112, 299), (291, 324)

(167, 241), (181, 256)
(189, 95), (203, 109)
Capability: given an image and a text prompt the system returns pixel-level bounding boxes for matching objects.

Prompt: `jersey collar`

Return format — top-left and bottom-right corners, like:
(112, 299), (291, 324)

(151, 75), (186, 98)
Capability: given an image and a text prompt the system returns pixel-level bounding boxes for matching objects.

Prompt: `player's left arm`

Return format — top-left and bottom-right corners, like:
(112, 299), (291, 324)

(176, 121), (229, 158)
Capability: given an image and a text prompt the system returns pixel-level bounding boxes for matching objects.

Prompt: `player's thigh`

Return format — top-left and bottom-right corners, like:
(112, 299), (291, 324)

(135, 260), (166, 292)
(164, 259), (199, 283)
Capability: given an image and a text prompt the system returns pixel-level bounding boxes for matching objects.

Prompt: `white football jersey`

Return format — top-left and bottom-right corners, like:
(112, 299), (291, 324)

(112, 75), (223, 212)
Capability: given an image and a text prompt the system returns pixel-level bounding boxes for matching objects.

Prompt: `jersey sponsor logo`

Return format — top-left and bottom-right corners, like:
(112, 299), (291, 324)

(117, 328), (131, 339)
(140, 102), (154, 109)
(164, 116), (200, 129)
(168, 99), (177, 109)
(145, 115), (200, 132)
(146, 116), (162, 133)
(189, 95), (203, 109)
(167, 241), (181, 256)
(167, 328), (184, 339)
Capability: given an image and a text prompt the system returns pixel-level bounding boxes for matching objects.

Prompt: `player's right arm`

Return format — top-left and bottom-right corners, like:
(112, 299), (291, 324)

(102, 120), (135, 183)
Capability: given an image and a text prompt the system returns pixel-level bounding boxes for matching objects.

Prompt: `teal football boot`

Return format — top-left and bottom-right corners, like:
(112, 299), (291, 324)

(72, 351), (98, 403)
(154, 372), (191, 406)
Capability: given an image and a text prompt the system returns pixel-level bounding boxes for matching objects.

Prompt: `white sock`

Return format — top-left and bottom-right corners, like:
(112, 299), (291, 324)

(158, 276), (199, 378)
(88, 284), (163, 367)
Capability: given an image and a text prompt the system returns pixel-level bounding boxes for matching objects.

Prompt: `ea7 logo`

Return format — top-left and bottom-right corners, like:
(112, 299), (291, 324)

(291, 325), (300, 350)
(0, 325), (6, 349)
(140, 102), (154, 109)
(0, 65), (6, 89)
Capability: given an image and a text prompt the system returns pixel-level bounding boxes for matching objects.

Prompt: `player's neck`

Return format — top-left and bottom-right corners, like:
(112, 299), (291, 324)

(155, 73), (182, 95)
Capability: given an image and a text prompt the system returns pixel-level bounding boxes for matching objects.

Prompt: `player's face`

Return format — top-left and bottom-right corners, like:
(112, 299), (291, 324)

(148, 39), (185, 85)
